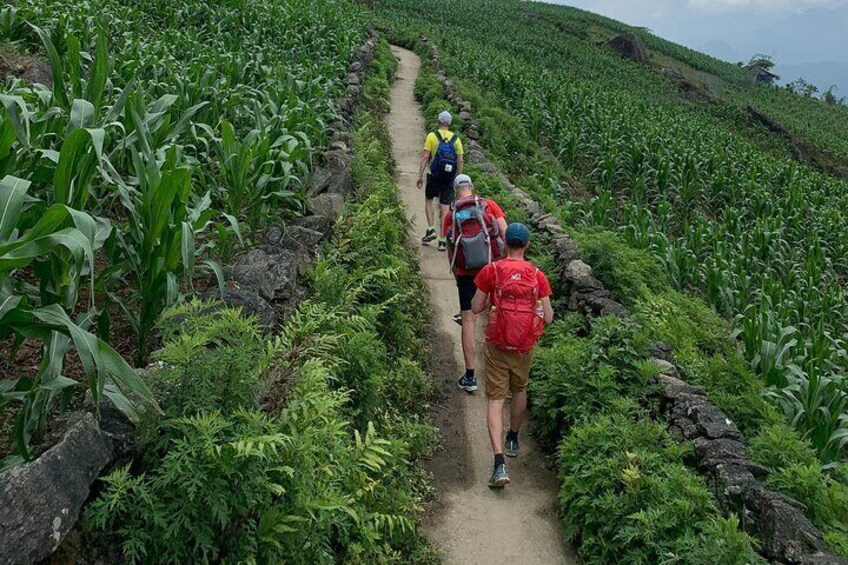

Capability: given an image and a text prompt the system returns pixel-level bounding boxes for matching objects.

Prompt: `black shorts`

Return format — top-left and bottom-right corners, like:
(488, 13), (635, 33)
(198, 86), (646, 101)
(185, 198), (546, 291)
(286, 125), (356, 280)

(456, 275), (477, 312)
(425, 175), (454, 206)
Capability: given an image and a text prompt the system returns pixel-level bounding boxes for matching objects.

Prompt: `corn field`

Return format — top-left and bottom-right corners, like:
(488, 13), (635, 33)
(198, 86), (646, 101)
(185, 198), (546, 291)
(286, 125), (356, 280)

(377, 0), (848, 464)
(0, 0), (363, 464)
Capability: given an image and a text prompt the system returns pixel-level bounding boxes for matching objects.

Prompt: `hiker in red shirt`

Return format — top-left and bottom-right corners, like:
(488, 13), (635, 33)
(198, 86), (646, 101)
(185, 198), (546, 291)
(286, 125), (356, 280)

(443, 174), (507, 393)
(471, 223), (554, 488)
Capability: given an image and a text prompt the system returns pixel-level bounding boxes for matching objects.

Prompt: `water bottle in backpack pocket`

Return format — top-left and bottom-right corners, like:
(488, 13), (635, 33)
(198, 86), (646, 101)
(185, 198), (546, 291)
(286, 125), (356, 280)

(430, 131), (459, 183)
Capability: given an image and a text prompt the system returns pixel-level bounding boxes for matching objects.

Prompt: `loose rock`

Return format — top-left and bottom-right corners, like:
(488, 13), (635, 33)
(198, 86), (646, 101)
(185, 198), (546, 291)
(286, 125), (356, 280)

(0, 414), (112, 565)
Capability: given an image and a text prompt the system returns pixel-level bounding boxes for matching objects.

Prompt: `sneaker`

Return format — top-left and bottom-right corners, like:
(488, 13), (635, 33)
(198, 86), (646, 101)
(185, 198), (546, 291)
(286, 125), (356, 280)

(437, 239), (447, 252)
(457, 373), (478, 393)
(453, 313), (462, 326)
(505, 436), (519, 458)
(489, 464), (510, 488)
(421, 228), (437, 243)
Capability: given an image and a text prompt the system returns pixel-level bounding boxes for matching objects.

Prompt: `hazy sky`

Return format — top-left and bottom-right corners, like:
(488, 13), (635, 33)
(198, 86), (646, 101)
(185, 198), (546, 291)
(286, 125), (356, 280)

(546, 0), (848, 91)
(550, 0), (848, 64)
(551, 0), (847, 33)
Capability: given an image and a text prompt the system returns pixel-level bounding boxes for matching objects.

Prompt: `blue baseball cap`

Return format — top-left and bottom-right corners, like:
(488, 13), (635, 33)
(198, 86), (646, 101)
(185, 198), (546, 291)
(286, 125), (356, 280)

(505, 222), (530, 246)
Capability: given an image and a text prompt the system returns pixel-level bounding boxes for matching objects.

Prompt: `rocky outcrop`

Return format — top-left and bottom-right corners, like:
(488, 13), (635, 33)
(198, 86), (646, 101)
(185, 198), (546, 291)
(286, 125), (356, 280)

(0, 414), (112, 565)
(652, 359), (846, 564)
(217, 32), (378, 329)
(608, 33), (650, 63)
(419, 33), (847, 565)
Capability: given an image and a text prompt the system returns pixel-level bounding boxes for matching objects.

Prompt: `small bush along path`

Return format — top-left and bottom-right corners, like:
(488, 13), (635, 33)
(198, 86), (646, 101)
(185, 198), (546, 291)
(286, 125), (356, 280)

(387, 45), (577, 564)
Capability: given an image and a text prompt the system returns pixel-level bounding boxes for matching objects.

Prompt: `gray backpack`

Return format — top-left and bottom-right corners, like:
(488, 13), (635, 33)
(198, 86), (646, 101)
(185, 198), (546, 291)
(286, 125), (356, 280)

(447, 196), (504, 271)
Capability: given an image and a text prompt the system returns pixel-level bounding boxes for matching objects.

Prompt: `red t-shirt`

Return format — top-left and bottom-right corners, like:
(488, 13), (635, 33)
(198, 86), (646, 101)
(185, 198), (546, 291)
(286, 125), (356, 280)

(474, 258), (552, 298)
(442, 198), (506, 276)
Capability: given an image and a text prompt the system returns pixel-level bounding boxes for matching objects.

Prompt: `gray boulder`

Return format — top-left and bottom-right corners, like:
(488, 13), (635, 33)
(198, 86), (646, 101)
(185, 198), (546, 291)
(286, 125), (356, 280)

(0, 414), (112, 565)
(743, 485), (831, 563)
(220, 286), (276, 328)
(307, 167), (333, 197)
(609, 33), (650, 63)
(291, 214), (331, 235)
(308, 193), (344, 222)
(564, 260), (593, 280)
(228, 248), (299, 303)
(325, 151), (353, 196)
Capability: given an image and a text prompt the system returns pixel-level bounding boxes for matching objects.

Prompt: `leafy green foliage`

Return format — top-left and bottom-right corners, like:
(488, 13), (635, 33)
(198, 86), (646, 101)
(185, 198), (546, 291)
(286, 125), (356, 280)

(573, 230), (670, 306)
(558, 412), (765, 564)
(85, 45), (438, 563)
(147, 300), (268, 419)
(0, 174), (158, 462)
(1, 0), (366, 458)
(374, 0), (848, 465)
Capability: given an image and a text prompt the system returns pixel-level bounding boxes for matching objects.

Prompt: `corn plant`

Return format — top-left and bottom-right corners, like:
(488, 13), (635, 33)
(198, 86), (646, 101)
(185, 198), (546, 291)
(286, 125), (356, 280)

(376, 0), (848, 462)
(0, 175), (158, 463)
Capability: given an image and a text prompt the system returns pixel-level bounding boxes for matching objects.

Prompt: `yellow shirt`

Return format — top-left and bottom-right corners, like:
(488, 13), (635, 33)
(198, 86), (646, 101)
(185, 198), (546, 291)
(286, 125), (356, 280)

(424, 129), (464, 158)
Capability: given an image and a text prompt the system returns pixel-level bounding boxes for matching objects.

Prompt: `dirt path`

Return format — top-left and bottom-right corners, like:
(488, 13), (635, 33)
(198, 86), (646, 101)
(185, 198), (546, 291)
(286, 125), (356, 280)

(388, 46), (576, 565)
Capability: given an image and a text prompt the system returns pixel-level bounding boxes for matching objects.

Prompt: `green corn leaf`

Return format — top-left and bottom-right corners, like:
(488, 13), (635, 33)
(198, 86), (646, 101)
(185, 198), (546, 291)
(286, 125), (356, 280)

(0, 95), (30, 149)
(85, 24), (109, 114)
(68, 99), (95, 130)
(29, 24), (69, 110)
(0, 175), (29, 243)
(66, 34), (82, 98)
(54, 127), (105, 208)
(104, 76), (137, 125)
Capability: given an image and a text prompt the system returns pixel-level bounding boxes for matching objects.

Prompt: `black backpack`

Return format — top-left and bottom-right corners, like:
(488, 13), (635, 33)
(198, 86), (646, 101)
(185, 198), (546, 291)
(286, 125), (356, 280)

(429, 131), (459, 183)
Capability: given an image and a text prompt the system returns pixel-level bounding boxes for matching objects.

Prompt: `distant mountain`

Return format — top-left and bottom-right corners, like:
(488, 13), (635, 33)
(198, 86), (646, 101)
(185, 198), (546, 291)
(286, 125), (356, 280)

(736, 4), (848, 66)
(698, 40), (742, 65)
(776, 62), (848, 98)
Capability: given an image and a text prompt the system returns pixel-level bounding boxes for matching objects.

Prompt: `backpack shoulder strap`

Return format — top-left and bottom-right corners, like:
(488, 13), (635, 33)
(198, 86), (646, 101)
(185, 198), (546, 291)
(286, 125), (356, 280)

(448, 133), (459, 147)
(434, 130), (444, 143)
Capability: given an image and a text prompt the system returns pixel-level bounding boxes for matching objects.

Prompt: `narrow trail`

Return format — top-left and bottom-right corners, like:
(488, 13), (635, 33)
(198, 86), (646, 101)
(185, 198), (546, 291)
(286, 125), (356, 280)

(388, 46), (576, 565)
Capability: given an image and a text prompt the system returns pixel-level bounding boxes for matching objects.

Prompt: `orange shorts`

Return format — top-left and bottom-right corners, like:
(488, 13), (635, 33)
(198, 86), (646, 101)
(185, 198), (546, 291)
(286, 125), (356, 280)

(484, 342), (533, 400)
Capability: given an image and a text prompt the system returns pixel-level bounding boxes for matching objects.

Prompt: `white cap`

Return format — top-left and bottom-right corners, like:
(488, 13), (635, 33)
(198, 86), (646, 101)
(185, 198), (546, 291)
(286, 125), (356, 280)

(453, 174), (473, 189)
(438, 111), (452, 125)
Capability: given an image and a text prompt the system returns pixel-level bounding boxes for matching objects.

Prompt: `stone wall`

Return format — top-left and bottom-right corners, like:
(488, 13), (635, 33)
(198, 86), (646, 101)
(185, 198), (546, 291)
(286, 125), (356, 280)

(417, 35), (847, 565)
(0, 32), (379, 565)
(222, 29), (378, 330)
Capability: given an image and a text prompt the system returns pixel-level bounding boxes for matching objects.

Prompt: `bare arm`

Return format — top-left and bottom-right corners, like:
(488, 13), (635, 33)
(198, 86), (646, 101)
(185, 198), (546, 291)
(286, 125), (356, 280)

(496, 217), (508, 237)
(471, 289), (490, 315)
(457, 154), (464, 174)
(542, 296), (554, 325)
(416, 150), (431, 189)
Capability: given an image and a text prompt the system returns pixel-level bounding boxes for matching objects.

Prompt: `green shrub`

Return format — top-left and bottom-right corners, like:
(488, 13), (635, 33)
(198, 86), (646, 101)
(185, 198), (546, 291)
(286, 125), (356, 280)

(146, 301), (268, 419)
(87, 409), (291, 563)
(530, 316), (654, 449)
(558, 412), (765, 564)
(573, 229), (670, 306)
(635, 290), (731, 361)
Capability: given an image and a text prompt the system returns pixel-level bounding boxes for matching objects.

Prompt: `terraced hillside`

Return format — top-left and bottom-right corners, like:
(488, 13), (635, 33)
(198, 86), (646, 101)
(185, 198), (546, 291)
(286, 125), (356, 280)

(4, 0), (848, 562)
(373, 0), (848, 561)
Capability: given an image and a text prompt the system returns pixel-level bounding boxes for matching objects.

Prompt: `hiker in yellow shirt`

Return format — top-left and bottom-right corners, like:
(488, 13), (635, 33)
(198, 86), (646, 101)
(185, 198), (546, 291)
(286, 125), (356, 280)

(417, 111), (464, 251)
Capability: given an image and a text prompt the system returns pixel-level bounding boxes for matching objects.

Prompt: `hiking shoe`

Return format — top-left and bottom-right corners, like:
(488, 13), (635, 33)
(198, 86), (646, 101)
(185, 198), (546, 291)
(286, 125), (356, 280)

(457, 373), (478, 393)
(437, 239), (447, 252)
(421, 228), (437, 243)
(505, 436), (519, 458)
(489, 464), (510, 488)
(453, 312), (462, 326)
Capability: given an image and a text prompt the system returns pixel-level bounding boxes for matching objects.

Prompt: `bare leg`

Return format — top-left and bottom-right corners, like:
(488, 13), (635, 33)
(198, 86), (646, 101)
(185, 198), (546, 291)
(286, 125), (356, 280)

(510, 390), (527, 433)
(488, 398), (506, 454)
(439, 203), (450, 234)
(424, 197), (434, 228)
(461, 311), (476, 371)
